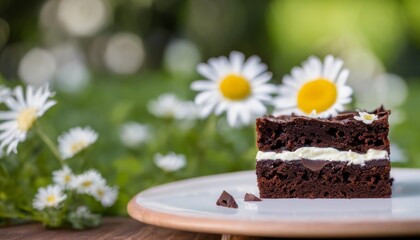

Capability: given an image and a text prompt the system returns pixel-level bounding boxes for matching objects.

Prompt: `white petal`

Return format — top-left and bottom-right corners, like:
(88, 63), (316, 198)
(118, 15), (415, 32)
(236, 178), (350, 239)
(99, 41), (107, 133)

(197, 63), (218, 81)
(238, 106), (251, 125)
(278, 85), (297, 96)
(5, 98), (23, 112)
(199, 100), (217, 118)
(0, 121), (16, 130)
(226, 104), (240, 127)
(0, 111), (17, 120)
(14, 86), (27, 108)
(229, 51), (245, 74)
(248, 98), (267, 116)
(6, 139), (19, 155)
(209, 57), (229, 79)
(339, 97), (352, 104)
(307, 56), (322, 78)
(242, 56), (267, 79)
(214, 101), (228, 115)
(339, 85), (353, 98)
(336, 69), (349, 86)
(253, 84), (277, 94)
(254, 94), (272, 102)
(38, 100), (56, 116)
(334, 103), (345, 112)
(282, 75), (300, 89)
(26, 85), (34, 106)
(250, 72), (272, 86)
(194, 91), (215, 105)
(329, 58), (343, 81)
(191, 80), (217, 91)
(273, 97), (296, 109)
(322, 55), (334, 78)
(291, 67), (306, 83)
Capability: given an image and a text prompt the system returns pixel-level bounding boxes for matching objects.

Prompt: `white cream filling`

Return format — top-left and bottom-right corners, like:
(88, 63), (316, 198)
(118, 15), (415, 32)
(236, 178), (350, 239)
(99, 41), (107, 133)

(256, 147), (389, 165)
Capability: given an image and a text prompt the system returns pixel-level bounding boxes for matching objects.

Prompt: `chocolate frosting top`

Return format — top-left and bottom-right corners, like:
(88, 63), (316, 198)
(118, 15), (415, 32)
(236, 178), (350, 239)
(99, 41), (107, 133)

(263, 106), (390, 125)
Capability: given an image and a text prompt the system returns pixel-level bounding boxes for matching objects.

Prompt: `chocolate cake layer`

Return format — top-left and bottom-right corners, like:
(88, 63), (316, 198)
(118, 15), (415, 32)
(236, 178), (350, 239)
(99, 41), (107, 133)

(256, 107), (390, 154)
(256, 159), (391, 198)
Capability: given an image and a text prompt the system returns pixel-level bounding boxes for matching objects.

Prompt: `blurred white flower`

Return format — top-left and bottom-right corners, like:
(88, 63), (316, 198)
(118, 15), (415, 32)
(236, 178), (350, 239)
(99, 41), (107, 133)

(274, 55), (353, 118)
(52, 165), (75, 188)
(91, 184), (118, 207)
(18, 48), (56, 86)
(104, 33), (145, 74)
(39, 0), (60, 32)
(343, 49), (408, 126)
(57, 0), (108, 37)
(148, 93), (199, 120)
(374, 74), (408, 109)
(72, 169), (105, 194)
(0, 86), (11, 103)
(354, 111), (378, 124)
(0, 85), (56, 154)
(58, 127), (98, 159)
(33, 185), (67, 210)
(154, 152), (186, 172)
(119, 122), (149, 148)
(49, 43), (90, 93)
(73, 206), (93, 217)
(177, 101), (200, 120)
(55, 60), (90, 94)
(164, 38), (201, 75)
(191, 51), (277, 127)
(390, 143), (407, 163)
(343, 48), (384, 92)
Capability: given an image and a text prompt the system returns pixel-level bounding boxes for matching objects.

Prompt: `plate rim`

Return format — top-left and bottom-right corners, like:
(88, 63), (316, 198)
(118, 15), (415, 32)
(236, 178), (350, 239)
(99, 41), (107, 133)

(127, 168), (420, 237)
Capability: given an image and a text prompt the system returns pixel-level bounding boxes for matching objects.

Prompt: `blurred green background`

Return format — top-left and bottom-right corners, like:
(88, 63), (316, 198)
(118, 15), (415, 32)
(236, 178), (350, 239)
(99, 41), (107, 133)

(0, 0), (419, 216)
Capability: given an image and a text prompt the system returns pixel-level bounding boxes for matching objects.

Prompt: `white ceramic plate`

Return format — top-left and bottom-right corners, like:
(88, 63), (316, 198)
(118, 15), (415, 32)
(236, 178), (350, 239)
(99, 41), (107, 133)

(128, 168), (420, 237)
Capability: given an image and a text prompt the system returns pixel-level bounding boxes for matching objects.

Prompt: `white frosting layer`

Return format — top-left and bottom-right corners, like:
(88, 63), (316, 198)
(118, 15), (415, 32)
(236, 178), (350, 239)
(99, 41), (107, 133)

(256, 147), (389, 165)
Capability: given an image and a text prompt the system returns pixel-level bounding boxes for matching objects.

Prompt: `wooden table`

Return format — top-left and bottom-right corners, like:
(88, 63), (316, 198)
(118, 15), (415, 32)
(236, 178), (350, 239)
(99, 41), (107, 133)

(1, 217), (420, 240)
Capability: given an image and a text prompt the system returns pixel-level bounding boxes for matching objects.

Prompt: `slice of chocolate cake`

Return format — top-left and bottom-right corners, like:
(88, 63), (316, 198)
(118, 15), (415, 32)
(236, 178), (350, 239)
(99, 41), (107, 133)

(255, 107), (392, 198)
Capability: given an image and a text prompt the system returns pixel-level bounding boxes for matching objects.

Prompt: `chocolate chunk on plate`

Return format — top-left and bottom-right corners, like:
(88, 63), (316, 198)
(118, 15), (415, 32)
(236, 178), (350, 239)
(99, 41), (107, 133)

(244, 193), (262, 202)
(216, 191), (238, 209)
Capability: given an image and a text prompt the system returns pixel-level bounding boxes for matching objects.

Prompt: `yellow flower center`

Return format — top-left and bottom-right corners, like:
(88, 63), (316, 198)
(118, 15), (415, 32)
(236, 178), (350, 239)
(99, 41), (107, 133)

(297, 79), (337, 114)
(97, 189), (104, 198)
(219, 74), (251, 101)
(364, 114), (373, 120)
(64, 174), (71, 183)
(81, 181), (92, 188)
(46, 195), (56, 204)
(17, 108), (37, 131)
(70, 141), (87, 154)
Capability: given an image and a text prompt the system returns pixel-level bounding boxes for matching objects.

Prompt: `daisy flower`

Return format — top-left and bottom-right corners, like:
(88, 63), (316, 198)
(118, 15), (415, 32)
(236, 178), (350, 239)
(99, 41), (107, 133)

(148, 93), (198, 120)
(72, 169), (105, 194)
(91, 184), (118, 207)
(72, 206), (94, 218)
(58, 127), (98, 159)
(33, 185), (67, 210)
(191, 51), (277, 127)
(154, 152), (186, 172)
(148, 93), (182, 119)
(52, 165), (75, 188)
(354, 111), (378, 124)
(119, 122), (149, 148)
(273, 55), (353, 118)
(0, 85), (56, 154)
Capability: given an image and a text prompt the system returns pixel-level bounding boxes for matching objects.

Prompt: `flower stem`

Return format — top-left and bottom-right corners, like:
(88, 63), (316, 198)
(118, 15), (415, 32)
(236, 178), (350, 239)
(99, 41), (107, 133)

(35, 124), (64, 167)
